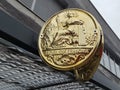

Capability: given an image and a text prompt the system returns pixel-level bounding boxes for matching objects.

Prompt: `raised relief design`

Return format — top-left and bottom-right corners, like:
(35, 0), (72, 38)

(39, 9), (101, 70)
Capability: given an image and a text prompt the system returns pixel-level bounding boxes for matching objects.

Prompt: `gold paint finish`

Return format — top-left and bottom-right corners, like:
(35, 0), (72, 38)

(38, 8), (104, 81)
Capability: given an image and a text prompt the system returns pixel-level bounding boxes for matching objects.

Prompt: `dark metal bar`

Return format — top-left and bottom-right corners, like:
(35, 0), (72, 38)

(91, 70), (120, 90)
(0, 10), (39, 55)
(54, 0), (68, 9)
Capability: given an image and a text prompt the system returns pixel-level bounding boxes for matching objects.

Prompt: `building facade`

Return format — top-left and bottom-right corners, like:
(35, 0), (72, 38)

(0, 0), (120, 90)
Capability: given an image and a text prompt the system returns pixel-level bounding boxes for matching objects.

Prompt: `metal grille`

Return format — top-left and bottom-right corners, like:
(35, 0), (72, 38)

(0, 42), (105, 90)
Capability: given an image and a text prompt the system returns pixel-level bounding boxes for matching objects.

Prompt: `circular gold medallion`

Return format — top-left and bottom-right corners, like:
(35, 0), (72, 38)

(38, 9), (101, 71)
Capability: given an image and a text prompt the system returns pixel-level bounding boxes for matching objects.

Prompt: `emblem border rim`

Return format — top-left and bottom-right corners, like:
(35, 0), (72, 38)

(38, 8), (102, 71)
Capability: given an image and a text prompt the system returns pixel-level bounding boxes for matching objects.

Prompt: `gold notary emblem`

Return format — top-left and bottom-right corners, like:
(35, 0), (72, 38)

(38, 9), (104, 81)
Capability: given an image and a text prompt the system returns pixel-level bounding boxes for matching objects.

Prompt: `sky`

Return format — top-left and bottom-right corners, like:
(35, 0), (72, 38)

(90, 0), (120, 39)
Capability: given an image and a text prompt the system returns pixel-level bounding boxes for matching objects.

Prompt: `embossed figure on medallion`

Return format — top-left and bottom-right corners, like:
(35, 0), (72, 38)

(38, 9), (101, 71)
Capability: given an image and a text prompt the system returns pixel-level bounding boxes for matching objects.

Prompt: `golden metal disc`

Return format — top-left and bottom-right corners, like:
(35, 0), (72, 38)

(38, 8), (101, 71)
